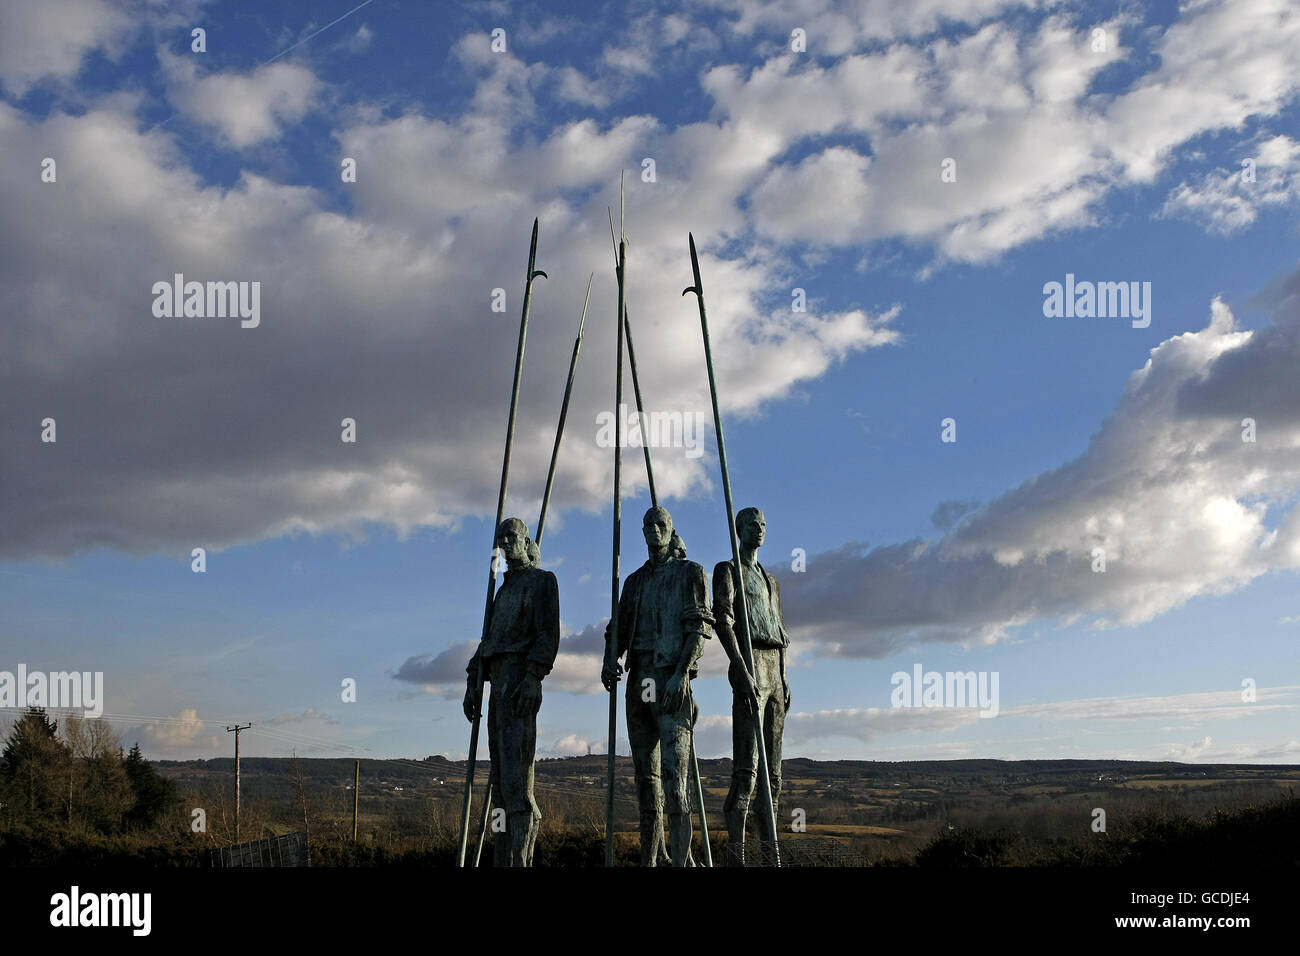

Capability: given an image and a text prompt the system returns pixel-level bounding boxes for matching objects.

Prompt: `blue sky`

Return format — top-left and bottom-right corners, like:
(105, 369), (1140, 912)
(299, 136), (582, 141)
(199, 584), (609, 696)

(1, 0), (1298, 764)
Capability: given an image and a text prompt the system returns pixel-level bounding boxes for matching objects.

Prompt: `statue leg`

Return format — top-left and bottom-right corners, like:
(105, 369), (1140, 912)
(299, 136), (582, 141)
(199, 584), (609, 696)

(508, 811), (536, 866)
(497, 657), (541, 867)
(660, 673), (695, 868)
(655, 816), (671, 866)
(752, 650), (783, 851)
(626, 659), (664, 867)
(765, 685), (786, 835)
(751, 686), (779, 847)
(485, 670), (510, 867)
(723, 690), (756, 866)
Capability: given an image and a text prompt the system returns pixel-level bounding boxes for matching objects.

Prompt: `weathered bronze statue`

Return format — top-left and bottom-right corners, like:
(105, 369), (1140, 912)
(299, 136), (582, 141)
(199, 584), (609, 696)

(713, 507), (790, 865)
(463, 517), (559, 866)
(603, 506), (713, 866)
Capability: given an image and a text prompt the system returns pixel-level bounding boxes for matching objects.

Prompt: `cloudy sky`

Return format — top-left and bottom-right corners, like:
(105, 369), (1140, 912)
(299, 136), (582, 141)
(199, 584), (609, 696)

(2, 0), (1298, 766)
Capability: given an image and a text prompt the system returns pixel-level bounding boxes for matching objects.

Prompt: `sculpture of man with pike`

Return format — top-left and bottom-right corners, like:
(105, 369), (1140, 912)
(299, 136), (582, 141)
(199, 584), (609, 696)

(463, 517), (559, 866)
(713, 507), (790, 865)
(602, 506), (713, 866)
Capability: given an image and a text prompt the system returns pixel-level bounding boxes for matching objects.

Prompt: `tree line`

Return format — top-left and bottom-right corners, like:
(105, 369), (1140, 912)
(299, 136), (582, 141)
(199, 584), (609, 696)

(1, 707), (177, 833)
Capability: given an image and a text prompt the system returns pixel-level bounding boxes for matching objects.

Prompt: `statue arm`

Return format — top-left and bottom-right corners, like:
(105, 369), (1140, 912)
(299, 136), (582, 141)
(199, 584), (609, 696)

(602, 572), (634, 689)
(525, 572), (561, 680)
(771, 572), (790, 647)
(711, 561), (746, 669)
(464, 644), (484, 721)
(604, 573), (633, 663)
(771, 572), (791, 706)
(677, 562), (713, 676)
(677, 631), (707, 682)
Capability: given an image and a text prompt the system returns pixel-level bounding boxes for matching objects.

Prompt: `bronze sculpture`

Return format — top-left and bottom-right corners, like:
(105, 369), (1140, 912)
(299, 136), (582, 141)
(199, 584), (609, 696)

(603, 506), (713, 866)
(463, 517), (559, 866)
(713, 507), (789, 865)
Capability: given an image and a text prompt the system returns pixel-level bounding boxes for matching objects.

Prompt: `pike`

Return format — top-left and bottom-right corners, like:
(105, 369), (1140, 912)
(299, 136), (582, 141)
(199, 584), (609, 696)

(605, 173), (628, 866)
(607, 207), (657, 504)
(472, 273), (593, 866)
(682, 232), (780, 866)
(605, 207), (711, 867)
(537, 273), (594, 545)
(456, 217), (547, 868)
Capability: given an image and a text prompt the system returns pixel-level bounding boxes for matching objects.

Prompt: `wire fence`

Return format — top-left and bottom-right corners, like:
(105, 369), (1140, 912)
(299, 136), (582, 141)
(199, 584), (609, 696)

(210, 831), (310, 868)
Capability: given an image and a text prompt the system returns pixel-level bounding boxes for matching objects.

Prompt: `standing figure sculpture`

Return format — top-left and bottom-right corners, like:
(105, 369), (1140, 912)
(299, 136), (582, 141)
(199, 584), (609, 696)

(602, 506), (713, 866)
(713, 507), (790, 865)
(463, 517), (559, 866)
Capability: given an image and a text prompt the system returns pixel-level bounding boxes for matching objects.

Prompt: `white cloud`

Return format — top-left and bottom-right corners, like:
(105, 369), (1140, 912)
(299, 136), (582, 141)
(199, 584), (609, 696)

(707, 0), (1055, 54)
(0, 0), (134, 96)
(342, 23), (373, 55)
(4, 0), (1298, 570)
(1002, 686), (1299, 723)
(139, 708), (221, 753)
(685, 685), (1299, 757)
(160, 50), (320, 148)
(724, 1), (1300, 263)
(544, 733), (595, 756)
(1167, 734), (1214, 759)
(784, 283), (1300, 655)
(1161, 135), (1300, 235)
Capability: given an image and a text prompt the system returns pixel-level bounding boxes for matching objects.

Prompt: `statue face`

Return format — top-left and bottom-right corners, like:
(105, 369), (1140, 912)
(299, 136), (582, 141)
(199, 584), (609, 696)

(643, 508), (672, 553)
(739, 510), (765, 549)
(496, 520), (529, 563)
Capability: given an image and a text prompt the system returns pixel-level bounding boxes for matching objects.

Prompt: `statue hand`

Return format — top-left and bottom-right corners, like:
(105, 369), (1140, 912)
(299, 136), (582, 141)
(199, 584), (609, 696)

(512, 673), (543, 716)
(463, 683), (479, 722)
(782, 680), (791, 712)
(729, 660), (759, 716)
(663, 672), (688, 713)
(601, 657), (623, 692)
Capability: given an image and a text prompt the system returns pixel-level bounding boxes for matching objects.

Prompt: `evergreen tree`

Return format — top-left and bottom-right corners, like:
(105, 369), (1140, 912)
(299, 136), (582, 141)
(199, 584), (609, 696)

(1, 707), (71, 819)
(123, 742), (178, 829)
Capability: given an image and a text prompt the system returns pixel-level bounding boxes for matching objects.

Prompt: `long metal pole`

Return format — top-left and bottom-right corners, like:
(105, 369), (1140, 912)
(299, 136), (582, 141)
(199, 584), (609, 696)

(690, 736), (712, 866)
(537, 274), (593, 545)
(605, 180), (627, 867)
(682, 232), (780, 866)
(456, 218), (547, 867)
(472, 787), (491, 865)
(607, 208), (657, 504)
(471, 273), (592, 867)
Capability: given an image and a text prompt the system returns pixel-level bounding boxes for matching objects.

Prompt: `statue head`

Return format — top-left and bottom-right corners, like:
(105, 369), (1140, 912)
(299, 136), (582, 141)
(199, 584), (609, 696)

(669, 530), (687, 560)
(495, 517), (532, 567)
(643, 506), (673, 555)
(736, 507), (765, 550)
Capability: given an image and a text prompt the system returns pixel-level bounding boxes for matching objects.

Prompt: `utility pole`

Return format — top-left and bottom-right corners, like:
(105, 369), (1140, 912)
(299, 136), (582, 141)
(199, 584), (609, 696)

(226, 723), (252, 842)
(353, 759), (360, 842)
